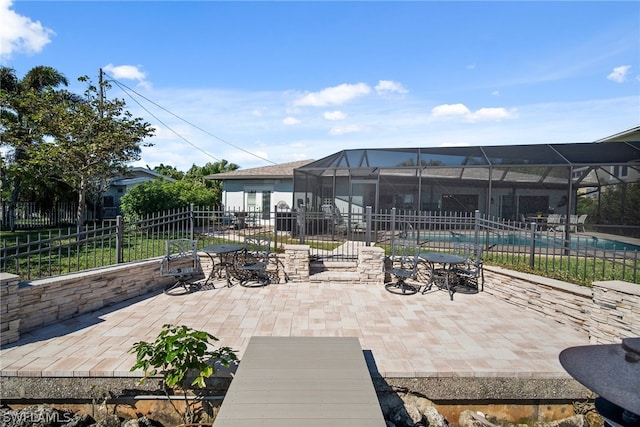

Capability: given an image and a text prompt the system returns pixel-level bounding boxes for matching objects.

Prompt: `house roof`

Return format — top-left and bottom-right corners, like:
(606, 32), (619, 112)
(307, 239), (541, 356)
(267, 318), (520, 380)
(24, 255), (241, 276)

(111, 167), (175, 186)
(594, 125), (640, 143)
(204, 159), (315, 180)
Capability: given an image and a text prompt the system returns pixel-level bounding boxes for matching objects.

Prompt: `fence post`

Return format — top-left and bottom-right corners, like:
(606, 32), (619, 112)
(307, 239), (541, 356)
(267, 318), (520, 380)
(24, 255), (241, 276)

(390, 208), (396, 249)
(189, 203), (195, 240)
(298, 206), (306, 244)
(529, 222), (537, 269)
(474, 209), (480, 246)
(273, 205), (278, 249)
(116, 215), (124, 264)
(365, 206), (372, 246)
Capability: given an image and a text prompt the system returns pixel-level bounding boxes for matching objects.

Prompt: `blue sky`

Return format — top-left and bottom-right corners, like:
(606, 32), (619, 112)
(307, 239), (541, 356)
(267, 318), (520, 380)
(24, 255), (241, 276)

(2, 1), (639, 172)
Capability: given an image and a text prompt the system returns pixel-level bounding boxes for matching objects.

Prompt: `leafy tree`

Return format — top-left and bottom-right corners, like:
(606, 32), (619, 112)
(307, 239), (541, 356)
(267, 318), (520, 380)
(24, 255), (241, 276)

(30, 75), (154, 229)
(185, 160), (239, 204)
(578, 183), (640, 226)
(0, 66), (71, 230)
(120, 178), (218, 218)
(152, 163), (184, 180)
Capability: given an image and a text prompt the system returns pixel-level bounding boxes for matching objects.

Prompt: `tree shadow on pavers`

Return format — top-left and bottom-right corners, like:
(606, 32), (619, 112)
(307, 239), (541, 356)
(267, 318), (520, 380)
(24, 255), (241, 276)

(364, 349), (448, 427)
(0, 289), (165, 350)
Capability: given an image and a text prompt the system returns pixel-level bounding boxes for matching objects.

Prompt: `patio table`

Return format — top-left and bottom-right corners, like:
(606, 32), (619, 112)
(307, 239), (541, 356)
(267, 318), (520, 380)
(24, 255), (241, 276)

(201, 243), (244, 287)
(419, 251), (467, 300)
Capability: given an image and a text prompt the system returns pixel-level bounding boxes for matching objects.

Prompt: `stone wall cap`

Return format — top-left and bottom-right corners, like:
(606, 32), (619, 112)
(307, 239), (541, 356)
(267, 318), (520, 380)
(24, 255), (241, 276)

(592, 280), (640, 296)
(0, 272), (21, 283)
(359, 246), (384, 252)
(283, 244), (310, 250)
(485, 265), (592, 297)
(20, 258), (162, 288)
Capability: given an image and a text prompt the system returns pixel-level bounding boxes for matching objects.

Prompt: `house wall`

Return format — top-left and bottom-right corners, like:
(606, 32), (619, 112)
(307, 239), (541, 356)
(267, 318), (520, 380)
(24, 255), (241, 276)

(102, 185), (127, 217)
(222, 179), (294, 213)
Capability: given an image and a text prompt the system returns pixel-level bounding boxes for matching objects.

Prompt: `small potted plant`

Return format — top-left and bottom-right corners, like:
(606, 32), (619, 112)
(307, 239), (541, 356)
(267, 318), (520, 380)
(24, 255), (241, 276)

(130, 324), (237, 426)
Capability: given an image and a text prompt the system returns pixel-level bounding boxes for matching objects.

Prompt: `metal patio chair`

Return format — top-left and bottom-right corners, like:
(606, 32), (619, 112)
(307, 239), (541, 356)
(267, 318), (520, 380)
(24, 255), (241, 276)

(384, 242), (421, 295)
(451, 242), (484, 292)
(160, 239), (200, 294)
(233, 236), (275, 287)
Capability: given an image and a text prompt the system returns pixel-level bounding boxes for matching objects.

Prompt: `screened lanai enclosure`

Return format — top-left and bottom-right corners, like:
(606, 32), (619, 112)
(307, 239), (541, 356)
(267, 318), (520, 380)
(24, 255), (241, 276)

(293, 141), (640, 225)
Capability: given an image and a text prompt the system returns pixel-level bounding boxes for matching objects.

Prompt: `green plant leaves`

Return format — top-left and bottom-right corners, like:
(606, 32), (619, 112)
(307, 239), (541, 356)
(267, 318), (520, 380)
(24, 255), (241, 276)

(129, 323), (237, 423)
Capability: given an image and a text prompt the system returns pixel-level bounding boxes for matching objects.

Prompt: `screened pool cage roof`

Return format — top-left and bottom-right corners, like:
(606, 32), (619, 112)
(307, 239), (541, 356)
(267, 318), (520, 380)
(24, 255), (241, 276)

(295, 141), (640, 188)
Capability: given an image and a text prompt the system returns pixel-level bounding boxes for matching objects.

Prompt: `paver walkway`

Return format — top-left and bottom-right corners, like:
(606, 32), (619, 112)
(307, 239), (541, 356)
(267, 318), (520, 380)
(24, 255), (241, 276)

(213, 336), (386, 426)
(0, 280), (589, 379)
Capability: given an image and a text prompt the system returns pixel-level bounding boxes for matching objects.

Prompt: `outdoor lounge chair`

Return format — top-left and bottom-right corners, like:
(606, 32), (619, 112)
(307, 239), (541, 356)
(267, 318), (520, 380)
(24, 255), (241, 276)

(160, 239), (200, 294)
(577, 214), (588, 232)
(546, 214), (563, 232)
(569, 215), (579, 232)
(384, 242), (421, 295)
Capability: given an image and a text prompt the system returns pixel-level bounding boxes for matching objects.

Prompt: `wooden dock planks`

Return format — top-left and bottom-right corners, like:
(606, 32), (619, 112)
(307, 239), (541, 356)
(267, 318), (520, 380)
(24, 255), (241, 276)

(213, 336), (386, 427)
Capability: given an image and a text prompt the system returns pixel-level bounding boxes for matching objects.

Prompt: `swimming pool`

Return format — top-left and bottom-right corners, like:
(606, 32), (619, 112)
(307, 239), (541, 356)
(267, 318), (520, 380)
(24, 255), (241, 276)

(400, 231), (640, 252)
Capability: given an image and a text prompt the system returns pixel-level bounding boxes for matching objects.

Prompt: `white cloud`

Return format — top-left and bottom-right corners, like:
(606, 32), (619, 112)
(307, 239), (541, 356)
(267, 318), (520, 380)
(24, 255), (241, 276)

(294, 83), (371, 107)
(103, 64), (150, 89)
(607, 65), (631, 83)
(430, 103), (516, 122)
(0, 0), (54, 60)
(431, 103), (471, 118)
(283, 116), (300, 125)
(492, 90), (500, 96)
(375, 80), (408, 95)
(329, 124), (363, 135)
(467, 107), (516, 122)
(323, 110), (346, 121)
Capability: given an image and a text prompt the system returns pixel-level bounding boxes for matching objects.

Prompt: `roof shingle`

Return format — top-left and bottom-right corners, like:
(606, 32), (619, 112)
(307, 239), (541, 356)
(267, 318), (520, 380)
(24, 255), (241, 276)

(204, 159), (314, 180)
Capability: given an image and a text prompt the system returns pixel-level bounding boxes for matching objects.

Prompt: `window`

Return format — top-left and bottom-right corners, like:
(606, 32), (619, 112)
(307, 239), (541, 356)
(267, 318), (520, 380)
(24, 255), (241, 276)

(441, 194), (478, 212)
(518, 195), (549, 217)
(103, 196), (114, 207)
(611, 165), (629, 179)
(262, 191), (271, 219)
(247, 191), (256, 211)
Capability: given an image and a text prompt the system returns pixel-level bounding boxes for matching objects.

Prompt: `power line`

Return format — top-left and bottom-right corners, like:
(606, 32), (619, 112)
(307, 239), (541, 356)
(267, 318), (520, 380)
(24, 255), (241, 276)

(109, 78), (221, 163)
(104, 73), (276, 166)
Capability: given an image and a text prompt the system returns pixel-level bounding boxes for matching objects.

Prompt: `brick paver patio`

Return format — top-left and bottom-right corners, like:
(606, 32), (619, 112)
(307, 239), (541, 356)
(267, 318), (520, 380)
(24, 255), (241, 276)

(0, 279), (589, 379)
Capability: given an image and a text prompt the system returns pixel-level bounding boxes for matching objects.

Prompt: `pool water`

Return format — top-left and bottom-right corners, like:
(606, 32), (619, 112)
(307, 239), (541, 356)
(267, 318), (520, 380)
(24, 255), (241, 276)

(403, 231), (640, 252)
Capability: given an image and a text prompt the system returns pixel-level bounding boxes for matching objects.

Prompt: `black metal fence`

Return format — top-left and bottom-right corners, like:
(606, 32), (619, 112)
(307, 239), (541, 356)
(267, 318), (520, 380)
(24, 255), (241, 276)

(1, 202), (77, 230)
(2, 205), (638, 284)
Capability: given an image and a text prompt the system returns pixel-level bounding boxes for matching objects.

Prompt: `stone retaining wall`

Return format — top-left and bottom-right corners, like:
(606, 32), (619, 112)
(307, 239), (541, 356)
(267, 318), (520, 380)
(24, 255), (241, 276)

(2, 246), (638, 346)
(0, 259), (189, 345)
(483, 266), (640, 344)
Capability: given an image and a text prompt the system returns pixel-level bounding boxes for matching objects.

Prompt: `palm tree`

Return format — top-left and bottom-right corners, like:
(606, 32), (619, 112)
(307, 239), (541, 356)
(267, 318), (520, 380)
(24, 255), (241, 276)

(0, 66), (69, 230)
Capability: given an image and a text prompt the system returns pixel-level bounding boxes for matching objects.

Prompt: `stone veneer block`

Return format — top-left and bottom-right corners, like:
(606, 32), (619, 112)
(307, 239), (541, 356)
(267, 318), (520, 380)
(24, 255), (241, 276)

(283, 244), (310, 282)
(358, 246), (385, 285)
(1, 273), (21, 345)
(591, 280), (640, 344)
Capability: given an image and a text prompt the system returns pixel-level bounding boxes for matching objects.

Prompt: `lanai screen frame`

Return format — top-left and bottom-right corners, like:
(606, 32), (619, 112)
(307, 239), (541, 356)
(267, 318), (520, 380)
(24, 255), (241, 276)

(293, 141), (640, 221)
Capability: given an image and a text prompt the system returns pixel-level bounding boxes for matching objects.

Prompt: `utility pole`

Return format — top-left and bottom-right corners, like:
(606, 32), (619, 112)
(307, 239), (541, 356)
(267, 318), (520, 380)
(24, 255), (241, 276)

(98, 68), (104, 118)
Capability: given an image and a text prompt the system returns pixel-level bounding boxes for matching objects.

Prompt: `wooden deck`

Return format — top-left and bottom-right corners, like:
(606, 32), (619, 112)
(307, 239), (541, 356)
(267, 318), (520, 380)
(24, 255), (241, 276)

(213, 336), (386, 427)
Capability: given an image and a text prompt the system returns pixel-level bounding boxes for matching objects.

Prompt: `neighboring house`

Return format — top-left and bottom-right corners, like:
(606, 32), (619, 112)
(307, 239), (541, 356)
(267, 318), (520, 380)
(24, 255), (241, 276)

(594, 125), (640, 184)
(103, 167), (175, 217)
(577, 126), (640, 198)
(204, 159), (314, 218)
